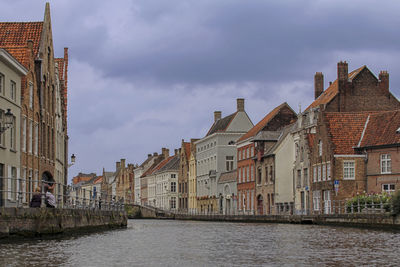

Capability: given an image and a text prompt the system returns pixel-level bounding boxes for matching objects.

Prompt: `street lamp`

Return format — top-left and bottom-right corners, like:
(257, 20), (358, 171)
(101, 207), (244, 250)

(68, 154), (76, 168)
(0, 109), (14, 133)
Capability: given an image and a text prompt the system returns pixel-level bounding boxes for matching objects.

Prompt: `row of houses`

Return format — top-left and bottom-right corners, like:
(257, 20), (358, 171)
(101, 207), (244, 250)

(0, 4), (69, 207)
(81, 61), (400, 215)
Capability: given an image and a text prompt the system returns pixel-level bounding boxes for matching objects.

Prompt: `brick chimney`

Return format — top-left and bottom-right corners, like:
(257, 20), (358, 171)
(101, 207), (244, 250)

(237, 98), (245, 112)
(337, 61), (348, 83)
(153, 152), (158, 157)
(147, 154), (152, 158)
(379, 71), (389, 95)
(314, 72), (324, 99)
(121, 159), (126, 169)
(214, 111), (221, 122)
(162, 148), (169, 158)
(116, 161), (121, 171)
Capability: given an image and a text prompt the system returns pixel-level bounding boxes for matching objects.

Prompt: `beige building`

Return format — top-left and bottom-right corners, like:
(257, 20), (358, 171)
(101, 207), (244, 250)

(0, 49), (28, 207)
(188, 140), (198, 213)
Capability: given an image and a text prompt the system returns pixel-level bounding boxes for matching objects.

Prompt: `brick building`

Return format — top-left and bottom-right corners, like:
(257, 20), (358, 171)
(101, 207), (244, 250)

(178, 140), (191, 211)
(237, 102), (297, 214)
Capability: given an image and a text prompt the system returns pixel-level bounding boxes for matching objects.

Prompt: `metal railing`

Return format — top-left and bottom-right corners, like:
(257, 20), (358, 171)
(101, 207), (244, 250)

(0, 176), (125, 211)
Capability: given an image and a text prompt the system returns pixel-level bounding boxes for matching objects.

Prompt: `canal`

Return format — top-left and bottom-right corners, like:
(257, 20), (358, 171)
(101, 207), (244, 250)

(1, 219), (399, 266)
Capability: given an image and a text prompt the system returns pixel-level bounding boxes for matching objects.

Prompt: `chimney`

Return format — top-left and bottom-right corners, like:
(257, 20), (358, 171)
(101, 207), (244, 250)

(116, 161), (121, 171)
(161, 148), (169, 158)
(175, 149), (178, 155)
(27, 40), (33, 50)
(121, 159), (126, 169)
(379, 71), (389, 95)
(337, 61), (348, 83)
(147, 154), (152, 158)
(237, 98), (245, 112)
(153, 152), (158, 157)
(214, 111), (221, 122)
(314, 72), (324, 99)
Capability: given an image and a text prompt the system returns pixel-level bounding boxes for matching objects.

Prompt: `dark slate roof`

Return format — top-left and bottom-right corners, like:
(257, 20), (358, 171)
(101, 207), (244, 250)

(253, 131), (282, 142)
(265, 123), (295, 156)
(157, 155), (180, 173)
(218, 170), (237, 184)
(206, 112), (237, 136)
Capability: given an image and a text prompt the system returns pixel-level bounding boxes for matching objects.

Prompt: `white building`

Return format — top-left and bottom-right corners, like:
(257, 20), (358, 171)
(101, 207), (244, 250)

(196, 99), (253, 213)
(154, 155), (179, 210)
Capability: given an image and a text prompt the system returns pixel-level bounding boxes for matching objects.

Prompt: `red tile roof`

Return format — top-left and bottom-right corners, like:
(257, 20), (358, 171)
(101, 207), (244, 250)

(141, 156), (174, 177)
(238, 102), (293, 142)
(324, 112), (371, 154)
(0, 22), (43, 56)
(94, 176), (103, 184)
(306, 66), (365, 111)
(1, 46), (30, 68)
(55, 58), (64, 80)
(359, 110), (400, 148)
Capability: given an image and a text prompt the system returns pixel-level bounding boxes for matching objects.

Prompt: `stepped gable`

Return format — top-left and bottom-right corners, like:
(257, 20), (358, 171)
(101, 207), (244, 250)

(306, 66), (365, 111)
(324, 112), (371, 154)
(0, 22), (43, 56)
(359, 110), (400, 148)
(238, 102), (296, 143)
(206, 112), (237, 136)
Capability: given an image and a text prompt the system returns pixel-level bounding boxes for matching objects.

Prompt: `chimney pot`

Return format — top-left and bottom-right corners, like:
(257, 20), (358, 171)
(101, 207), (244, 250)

(116, 161), (121, 171)
(379, 70), (389, 95)
(237, 98), (245, 112)
(337, 61), (348, 83)
(121, 159), (126, 169)
(147, 154), (152, 158)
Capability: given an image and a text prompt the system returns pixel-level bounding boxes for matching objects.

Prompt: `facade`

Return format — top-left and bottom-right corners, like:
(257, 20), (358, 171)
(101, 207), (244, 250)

(196, 98), (253, 213)
(178, 141), (191, 211)
(155, 154), (179, 210)
(217, 170), (237, 214)
(115, 159), (135, 204)
(188, 139), (198, 213)
(0, 3), (69, 204)
(0, 49), (28, 207)
(237, 102), (297, 214)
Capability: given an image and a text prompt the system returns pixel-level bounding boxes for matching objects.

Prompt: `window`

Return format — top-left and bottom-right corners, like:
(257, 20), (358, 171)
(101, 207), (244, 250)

(10, 81), (16, 101)
(246, 148), (249, 159)
(295, 143), (299, 160)
(313, 190), (321, 211)
(238, 150), (241, 161)
(226, 156), (234, 171)
(300, 147), (304, 162)
(318, 140), (323, 156)
(246, 166), (249, 182)
(11, 167), (17, 200)
(313, 166), (317, 182)
(0, 73), (4, 95)
(250, 146), (254, 157)
(297, 169), (301, 188)
(0, 110), (3, 146)
(381, 154), (391, 174)
(171, 173), (176, 179)
(238, 167), (242, 183)
(322, 163), (326, 181)
(382, 184), (395, 194)
(22, 117), (26, 152)
(29, 83), (33, 109)
(170, 197), (176, 209)
(34, 123), (38, 155)
(257, 168), (262, 185)
(317, 165), (321, 182)
(28, 120), (33, 153)
(265, 166), (269, 183)
(343, 161), (355, 180)
(326, 162), (331, 180)
(171, 182), (176, 192)
(303, 168), (308, 187)
(9, 116), (15, 150)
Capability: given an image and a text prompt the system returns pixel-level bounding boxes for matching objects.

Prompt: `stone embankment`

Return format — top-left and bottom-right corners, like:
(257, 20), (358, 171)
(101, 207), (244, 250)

(133, 205), (400, 229)
(0, 207), (127, 239)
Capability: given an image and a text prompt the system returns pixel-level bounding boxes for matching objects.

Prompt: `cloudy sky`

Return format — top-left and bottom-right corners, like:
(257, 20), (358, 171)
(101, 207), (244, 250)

(2, 0), (400, 181)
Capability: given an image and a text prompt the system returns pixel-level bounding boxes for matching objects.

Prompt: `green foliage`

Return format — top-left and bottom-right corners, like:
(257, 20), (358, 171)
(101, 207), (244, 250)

(346, 192), (391, 213)
(391, 190), (400, 215)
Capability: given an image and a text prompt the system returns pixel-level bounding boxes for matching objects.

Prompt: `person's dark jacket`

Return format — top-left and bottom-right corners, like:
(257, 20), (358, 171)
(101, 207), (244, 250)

(30, 194), (42, 207)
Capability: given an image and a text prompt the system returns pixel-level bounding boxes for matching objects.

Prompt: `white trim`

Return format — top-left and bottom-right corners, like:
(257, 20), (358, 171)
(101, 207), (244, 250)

(0, 49), (28, 75)
(357, 115), (370, 147)
(334, 154), (366, 158)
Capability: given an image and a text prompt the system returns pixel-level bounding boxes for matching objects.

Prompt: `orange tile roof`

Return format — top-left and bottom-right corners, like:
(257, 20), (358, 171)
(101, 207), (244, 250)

(238, 102), (292, 142)
(55, 58), (64, 80)
(306, 66), (366, 111)
(324, 112), (371, 154)
(2, 46), (30, 68)
(359, 110), (400, 148)
(141, 156), (174, 177)
(0, 22), (43, 56)
(94, 176), (103, 184)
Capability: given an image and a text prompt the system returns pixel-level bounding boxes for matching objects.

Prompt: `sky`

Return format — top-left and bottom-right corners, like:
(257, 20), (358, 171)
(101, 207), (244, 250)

(2, 0), (400, 181)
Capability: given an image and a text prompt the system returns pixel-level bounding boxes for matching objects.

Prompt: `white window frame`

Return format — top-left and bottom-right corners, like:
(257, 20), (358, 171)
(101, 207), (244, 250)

(317, 165), (321, 182)
(380, 154), (391, 174)
(29, 82), (33, 109)
(326, 162), (331, 181)
(382, 184), (395, 194)
(34, 123), (38, 155)
(313, 166), (317, 183)
(322, 163), (326, 181)
(22, 117), (26, 152)
(10, 80), (16, 101)
(343, 161), (355, 180)
(28, 120), (33, 153)
(318, 140), (323, 156)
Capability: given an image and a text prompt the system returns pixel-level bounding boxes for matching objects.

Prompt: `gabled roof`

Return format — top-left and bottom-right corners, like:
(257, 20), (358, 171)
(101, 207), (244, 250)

(238, 102), (295, 143)
(1, 46), (29, 68)
(218, 170), (237, 184)
(184, 142), (191, 161)
(157, 155), (180, 173)
(306, 66), (366, 111)
(324, 112), (371, 154)
(359, 110), (400, 148)
(152, 156), (174, 174)
(265, 123), (295, 156)
(206, 112), (237, 136)
(55, 58), (65, 80)
(0, 22), (43, 57)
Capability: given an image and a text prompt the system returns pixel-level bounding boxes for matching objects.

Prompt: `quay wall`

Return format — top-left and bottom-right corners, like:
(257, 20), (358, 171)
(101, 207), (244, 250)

(0, 207), (127, 239)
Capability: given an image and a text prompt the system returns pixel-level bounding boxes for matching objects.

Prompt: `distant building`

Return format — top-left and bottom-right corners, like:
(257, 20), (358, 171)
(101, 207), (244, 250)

(178, 140), (191, 211)
(188, 139), (199, 213)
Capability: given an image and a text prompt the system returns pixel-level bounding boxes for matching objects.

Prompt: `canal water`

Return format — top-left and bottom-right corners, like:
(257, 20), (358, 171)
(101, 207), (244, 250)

(1, 220), (399, 266)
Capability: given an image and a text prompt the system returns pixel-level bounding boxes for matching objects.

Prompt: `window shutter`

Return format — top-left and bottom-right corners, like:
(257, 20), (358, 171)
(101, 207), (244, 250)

(7, 166), (11, 200)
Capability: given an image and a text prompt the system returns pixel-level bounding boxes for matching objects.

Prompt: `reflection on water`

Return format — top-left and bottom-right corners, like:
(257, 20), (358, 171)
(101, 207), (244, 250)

(1, 220), (400, 266)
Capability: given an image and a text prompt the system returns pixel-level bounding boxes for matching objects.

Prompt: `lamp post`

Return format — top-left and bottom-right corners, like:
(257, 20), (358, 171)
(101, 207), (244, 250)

(0, 109), (14, 133)
(68, 154), (76, 168)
